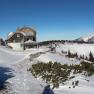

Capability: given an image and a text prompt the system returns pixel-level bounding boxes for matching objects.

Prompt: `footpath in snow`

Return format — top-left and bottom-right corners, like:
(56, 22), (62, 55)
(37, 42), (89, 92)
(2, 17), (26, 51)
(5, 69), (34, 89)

(0, 47), (47, 94)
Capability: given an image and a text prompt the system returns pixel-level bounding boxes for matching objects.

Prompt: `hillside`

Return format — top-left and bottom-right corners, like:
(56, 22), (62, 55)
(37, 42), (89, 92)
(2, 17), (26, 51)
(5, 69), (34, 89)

(76, 33), (94, 42)
(0, 44), (94, 94)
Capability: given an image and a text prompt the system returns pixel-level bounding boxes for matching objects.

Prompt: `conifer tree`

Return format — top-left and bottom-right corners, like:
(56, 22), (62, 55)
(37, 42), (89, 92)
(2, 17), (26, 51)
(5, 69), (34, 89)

(68, 50), (71, 57)
(89, 52), (94, 62)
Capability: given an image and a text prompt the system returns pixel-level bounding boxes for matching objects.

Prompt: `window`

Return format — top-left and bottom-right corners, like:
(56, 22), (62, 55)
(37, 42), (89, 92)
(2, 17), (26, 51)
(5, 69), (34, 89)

(17, 34), (20, 37)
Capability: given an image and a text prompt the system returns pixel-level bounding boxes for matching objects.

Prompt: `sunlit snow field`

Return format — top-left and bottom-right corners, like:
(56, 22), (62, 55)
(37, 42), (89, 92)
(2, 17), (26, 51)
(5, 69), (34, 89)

(0, 43), (94, 94)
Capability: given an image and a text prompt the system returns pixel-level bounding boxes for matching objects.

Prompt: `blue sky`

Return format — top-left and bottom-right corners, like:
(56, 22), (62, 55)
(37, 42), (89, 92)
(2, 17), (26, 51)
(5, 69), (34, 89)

(0, 0), (94, 41)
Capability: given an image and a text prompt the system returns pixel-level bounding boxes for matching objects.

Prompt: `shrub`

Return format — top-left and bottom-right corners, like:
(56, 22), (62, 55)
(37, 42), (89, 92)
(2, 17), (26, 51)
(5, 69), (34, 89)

(80, 61), (94, 76)
(29, 60), (94, 89)
(61, 50), (67, 54)
(29, 62), (71, 88)
(75, 80), (79, 86)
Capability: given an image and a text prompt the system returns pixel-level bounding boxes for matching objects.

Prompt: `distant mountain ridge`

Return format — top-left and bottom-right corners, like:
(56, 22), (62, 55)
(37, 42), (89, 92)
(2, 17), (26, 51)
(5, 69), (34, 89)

(76, 33), (94, 42)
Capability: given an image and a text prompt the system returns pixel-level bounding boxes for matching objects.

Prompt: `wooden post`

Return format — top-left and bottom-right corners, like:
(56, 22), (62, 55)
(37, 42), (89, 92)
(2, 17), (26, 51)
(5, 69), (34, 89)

(23, 36), (25, 50)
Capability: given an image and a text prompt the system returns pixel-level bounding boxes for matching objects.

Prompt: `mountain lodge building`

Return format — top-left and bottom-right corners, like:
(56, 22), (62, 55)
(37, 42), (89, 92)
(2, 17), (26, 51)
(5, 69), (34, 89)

(6, 26), (37, 51)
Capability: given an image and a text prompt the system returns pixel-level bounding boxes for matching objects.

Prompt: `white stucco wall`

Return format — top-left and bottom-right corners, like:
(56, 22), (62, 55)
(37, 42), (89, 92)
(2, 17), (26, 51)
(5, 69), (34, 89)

(8, 43), (23, 51)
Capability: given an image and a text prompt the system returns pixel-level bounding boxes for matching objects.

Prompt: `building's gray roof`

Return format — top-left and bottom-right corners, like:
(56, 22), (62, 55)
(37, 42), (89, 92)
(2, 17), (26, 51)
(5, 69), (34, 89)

(16, 26), (36, 35)
(17, 26), (36, 32)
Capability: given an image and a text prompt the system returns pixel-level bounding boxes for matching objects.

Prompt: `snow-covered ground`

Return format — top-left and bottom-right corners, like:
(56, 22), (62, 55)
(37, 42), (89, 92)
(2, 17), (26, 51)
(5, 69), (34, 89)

(36, 52), (79, 65)
(0, 46), (46, 94)
(56, 43), (94, 57)
(0, 46), (26, 64)
(0, 44), (94, 94)
(54, 75), (94, 94)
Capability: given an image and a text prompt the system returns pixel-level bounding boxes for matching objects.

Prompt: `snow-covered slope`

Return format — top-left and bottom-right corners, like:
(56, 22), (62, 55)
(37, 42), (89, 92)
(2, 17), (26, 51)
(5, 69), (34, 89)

(76, 33), (94, 42)
(0, 45), (94, 94)
(36, 52), (79, 65)
(54, 75), (94, 94)
(0, 46), (46, 94)
(0, 46), (27, 64)
(56, 43), (94, 57)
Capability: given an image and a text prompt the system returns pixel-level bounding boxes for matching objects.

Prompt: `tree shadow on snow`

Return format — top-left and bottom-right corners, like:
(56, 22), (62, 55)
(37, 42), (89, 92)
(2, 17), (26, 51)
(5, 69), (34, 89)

(0, 67), (14, 90)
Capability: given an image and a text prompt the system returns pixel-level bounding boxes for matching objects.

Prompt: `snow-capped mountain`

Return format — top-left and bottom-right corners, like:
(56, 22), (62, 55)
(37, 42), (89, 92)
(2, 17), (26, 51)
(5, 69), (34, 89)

(76, 33), (94, 42)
